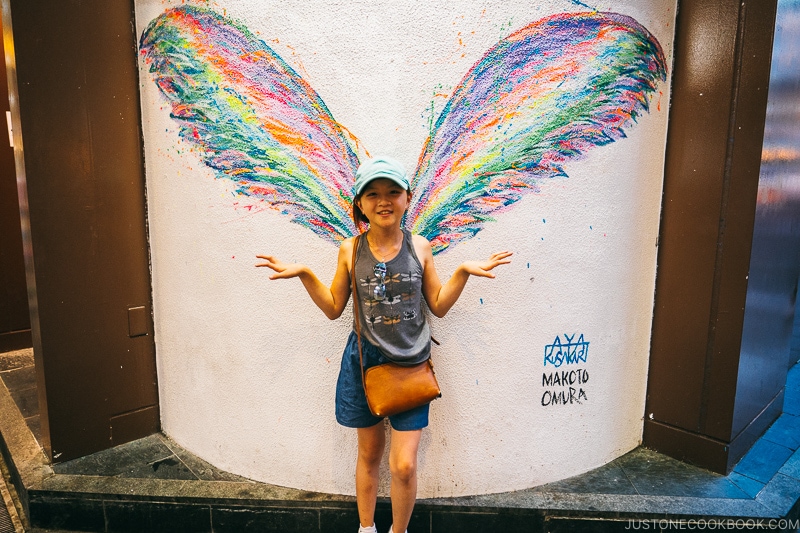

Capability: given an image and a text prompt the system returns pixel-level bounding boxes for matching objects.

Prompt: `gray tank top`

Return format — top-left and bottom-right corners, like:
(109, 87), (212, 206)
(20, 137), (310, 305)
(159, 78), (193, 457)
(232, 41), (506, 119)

(353, 230), (431, 365)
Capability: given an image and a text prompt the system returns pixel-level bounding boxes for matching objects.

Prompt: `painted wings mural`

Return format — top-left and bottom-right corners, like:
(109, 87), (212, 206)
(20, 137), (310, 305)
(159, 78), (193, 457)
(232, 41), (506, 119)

(139, 6), (667, 254)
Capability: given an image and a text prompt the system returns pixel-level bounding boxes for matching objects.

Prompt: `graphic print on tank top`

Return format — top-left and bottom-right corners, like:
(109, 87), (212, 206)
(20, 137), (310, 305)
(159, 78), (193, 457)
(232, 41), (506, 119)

(354, 230), (431, 364)
(360, 268), (421, 332)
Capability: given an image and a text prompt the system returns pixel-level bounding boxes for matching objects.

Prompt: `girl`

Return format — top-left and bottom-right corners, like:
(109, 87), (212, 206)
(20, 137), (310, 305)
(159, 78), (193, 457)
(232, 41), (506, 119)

(256, 156), (511, 533)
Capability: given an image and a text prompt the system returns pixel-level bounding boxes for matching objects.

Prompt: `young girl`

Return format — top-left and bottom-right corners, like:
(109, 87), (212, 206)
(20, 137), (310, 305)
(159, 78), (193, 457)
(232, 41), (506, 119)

(256, 157), (511, 533)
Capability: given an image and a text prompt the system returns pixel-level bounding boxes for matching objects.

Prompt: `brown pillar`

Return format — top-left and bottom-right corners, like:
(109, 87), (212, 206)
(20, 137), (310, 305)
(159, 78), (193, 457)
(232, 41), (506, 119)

(2, 0), (159, 462)
(644, 0), (779, 473)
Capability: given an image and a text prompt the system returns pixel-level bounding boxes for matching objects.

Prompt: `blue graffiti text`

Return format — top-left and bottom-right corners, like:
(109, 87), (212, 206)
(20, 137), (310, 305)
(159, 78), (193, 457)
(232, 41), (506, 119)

(544, 333), (589, 367)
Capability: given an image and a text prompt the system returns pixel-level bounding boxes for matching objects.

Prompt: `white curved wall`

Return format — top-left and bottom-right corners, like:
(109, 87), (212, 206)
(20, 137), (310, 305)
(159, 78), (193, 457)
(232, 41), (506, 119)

(135, 0), (676, 497)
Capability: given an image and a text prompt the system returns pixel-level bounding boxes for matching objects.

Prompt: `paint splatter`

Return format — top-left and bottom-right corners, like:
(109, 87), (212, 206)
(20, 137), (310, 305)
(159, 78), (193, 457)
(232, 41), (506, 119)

(570, 0), (598, 11)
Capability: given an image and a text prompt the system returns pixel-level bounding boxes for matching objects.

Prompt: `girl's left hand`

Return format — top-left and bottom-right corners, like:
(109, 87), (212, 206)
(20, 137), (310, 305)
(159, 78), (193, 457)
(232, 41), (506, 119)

(255, 255), (308, 280)
(460, 251), (513, 278)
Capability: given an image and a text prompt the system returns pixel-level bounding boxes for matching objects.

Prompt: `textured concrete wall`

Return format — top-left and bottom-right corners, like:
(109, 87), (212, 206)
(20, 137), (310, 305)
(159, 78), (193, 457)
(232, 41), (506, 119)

(135, 0), (676, 497)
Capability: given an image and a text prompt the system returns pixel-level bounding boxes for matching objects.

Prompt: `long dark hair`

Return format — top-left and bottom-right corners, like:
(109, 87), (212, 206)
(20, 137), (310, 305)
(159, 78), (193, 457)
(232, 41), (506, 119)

(352, 194), (370, 230)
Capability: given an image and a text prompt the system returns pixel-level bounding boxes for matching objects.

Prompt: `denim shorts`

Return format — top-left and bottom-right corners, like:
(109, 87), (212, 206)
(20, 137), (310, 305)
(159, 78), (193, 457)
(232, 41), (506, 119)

(335, 330), (429, 431)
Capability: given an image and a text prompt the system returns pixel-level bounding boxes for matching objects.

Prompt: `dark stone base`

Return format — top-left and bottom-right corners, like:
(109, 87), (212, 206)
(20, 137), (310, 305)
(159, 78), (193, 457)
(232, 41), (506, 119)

(4, 361), (800, 533)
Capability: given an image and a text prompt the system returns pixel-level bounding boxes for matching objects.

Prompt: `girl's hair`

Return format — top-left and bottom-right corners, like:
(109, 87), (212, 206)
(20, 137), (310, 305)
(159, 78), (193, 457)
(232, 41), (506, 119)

(352, 194), (370, 228)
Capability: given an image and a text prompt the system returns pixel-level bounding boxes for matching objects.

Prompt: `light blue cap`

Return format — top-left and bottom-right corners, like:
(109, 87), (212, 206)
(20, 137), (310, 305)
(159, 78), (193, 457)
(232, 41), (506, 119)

(354, 156), (410, 196)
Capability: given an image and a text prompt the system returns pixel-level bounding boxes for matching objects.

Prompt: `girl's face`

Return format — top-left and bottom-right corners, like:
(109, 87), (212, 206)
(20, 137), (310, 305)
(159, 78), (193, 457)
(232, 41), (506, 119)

(356, 178), (411, 229)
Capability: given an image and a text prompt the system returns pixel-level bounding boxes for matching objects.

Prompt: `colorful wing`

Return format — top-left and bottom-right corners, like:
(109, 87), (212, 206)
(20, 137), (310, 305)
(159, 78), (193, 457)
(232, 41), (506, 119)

(407, 12), (667, 254)
(139, 6), (359, 243)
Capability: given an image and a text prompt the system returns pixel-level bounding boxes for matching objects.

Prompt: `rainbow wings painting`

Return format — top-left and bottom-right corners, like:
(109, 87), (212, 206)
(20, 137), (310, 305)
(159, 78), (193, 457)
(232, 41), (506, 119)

(139, 6), (667, 254)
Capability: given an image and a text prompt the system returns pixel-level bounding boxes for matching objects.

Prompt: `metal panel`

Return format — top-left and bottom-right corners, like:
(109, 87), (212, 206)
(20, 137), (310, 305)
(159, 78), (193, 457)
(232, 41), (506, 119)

(0, 5), (29, 352)
(645, 0), (777, 473)
(703, 1), (779, 444)
(5, 0), (158, 461)
(733, 0), (800, 437)
(1, 0), (50, 456)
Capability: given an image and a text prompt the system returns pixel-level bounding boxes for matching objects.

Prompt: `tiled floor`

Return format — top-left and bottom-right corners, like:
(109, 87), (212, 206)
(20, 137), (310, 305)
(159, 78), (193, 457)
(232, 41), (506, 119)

(534, 446), (752, 499)
(1, 348), (799, 532)
(729, 363), (800, 493)
(50, 431), (252, 483)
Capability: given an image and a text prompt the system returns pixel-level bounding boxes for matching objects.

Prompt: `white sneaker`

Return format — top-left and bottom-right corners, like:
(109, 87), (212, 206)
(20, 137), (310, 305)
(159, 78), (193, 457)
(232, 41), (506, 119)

(388, 526), (407, 533)
(358, 524), (377, 533)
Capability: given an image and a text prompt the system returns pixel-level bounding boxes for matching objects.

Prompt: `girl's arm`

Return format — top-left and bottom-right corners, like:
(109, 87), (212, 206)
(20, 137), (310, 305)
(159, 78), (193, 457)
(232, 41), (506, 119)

(256, 237), (354, 320)
(414, 234), (512, 318)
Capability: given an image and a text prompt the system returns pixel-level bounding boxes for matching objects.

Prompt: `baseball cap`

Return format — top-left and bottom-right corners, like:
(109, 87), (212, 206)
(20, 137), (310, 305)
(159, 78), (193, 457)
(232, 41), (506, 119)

(354, 156), (410, 196)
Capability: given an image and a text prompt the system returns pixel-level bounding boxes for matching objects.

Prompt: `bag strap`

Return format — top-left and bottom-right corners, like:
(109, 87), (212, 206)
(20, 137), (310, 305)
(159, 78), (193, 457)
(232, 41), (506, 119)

(351, 234), (368, 395)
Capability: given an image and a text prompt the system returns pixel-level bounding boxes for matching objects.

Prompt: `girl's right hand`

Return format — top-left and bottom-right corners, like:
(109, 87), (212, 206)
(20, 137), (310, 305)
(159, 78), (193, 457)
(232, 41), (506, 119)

(255, 255), (307, 280)
(459, 251), (513, 278)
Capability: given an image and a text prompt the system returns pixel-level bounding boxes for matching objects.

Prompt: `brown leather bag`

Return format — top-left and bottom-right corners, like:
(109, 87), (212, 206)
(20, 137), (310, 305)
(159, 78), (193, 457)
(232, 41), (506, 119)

(351, 234), (441, 418)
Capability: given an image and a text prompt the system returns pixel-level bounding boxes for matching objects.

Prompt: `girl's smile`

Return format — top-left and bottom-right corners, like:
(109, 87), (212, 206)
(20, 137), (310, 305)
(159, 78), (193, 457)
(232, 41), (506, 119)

(356, 178), (412, 227)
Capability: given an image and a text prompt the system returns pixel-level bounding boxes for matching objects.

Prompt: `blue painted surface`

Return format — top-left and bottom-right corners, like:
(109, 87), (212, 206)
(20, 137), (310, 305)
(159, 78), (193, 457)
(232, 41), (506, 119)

(762, 414), (800, 450)
(728, 472), (766, 498)
(779, 449), (800, 479)
(788, 363), (800, 387)
(733, 438), (795, 484)
(785, 385), (800, 417)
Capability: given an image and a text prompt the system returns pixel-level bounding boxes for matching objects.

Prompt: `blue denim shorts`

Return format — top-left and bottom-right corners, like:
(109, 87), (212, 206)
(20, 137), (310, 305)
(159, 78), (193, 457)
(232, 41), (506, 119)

(335, 331), (429, 431)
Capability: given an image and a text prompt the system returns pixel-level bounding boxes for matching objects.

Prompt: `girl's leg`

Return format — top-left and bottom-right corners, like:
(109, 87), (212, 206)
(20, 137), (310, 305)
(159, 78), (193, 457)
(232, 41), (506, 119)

(356, 422), (386, 528)
(388, 428), (422, 532)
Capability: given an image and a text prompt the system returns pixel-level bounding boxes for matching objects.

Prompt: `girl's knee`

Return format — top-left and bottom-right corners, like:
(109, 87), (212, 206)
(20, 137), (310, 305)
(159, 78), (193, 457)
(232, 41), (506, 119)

(358, 440), (384, 466)
(389, 456), (417, 482)
(358, 447), (383, 468)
